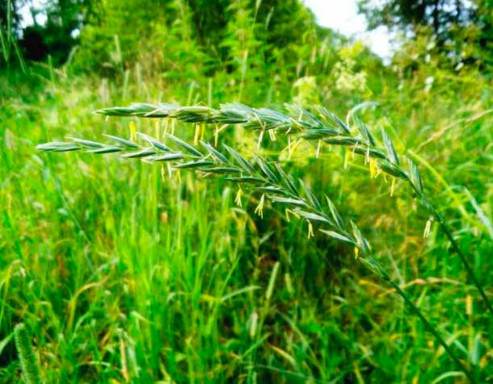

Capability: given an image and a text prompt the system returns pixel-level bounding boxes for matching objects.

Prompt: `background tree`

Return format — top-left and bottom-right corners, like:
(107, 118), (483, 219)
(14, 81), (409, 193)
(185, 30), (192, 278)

(0, 0), (25, 66)
(1, 0), (99, 65)
(358, 0), (493, 69)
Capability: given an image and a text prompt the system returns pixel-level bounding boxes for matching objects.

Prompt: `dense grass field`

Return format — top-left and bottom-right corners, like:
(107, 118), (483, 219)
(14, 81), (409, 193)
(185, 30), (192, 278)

(2, 4), (493, 381)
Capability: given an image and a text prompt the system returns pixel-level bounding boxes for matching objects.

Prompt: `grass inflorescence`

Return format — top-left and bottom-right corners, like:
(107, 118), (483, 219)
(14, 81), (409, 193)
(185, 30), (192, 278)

(96, 102), (493, 321)
(14, 324), (43, 384)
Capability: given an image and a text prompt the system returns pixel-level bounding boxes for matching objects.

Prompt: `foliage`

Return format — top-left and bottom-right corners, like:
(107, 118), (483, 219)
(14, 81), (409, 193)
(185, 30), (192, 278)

(1, 0), (99, 65)
(14, 324), (43, 384)
(359, 0), (472, 34)
(38, 99), (493, 381)
(21, 0), (98, 64)
(2, 0), (493, 382)
(0, 0), (25, 68)
(359, 0), (493, 70)
(36, 125), (480, 380)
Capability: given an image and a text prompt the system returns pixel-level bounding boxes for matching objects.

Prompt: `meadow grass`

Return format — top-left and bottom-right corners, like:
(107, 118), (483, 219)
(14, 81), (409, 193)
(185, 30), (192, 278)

(1, 64), (493, 383)
(91, 101), (493, 321)
(37, 128), (482, 381)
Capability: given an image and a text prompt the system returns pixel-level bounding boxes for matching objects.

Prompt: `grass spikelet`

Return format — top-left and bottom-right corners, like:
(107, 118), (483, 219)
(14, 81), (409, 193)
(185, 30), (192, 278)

(14, 324), (43, 384)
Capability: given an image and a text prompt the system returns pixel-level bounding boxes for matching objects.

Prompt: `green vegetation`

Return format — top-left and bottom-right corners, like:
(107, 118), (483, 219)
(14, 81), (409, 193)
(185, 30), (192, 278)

(2, 0), (493, 383)
(14, 324), (43, 384)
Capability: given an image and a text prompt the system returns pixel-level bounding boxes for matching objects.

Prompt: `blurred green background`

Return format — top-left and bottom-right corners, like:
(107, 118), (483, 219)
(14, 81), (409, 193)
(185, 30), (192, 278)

(1, 0), (493, 382)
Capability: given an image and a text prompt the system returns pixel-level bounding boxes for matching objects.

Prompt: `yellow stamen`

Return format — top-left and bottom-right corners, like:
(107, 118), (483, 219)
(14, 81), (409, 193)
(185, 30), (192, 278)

(257, 130), (265, 150)
(344, 150), (351, 169)
(307, 221), (314, 238)
(423, 218), (432, 238)
(130, 121), (137, 141)
(254, 112), (265, 130)
(285, 209), (300, 222)
(171, 118), (176, 135)
(235, 188), (243, 207)
(164, 117), (169, 135)
(193, 124), (200, 145)
(390, 178), (396, 196)
(155, 120), (160, 139)
(369, 158), (377, 179)
(254, 194), (265, 218)
(466, 295), (472, 316)
(214, 124), (219, 147)
(292, 139), (303, 155)
(200, 122), (205, 141)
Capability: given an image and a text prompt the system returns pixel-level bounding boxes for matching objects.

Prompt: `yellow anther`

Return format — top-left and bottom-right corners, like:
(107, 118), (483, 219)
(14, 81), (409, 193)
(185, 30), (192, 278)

(130, 121), (137, 141)
(254, 194), (265, 218)
(235, 188), (243, 207)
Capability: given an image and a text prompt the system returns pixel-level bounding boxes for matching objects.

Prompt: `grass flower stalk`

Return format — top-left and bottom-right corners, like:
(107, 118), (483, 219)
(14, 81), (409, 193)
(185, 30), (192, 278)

(94, 102), (493, 321)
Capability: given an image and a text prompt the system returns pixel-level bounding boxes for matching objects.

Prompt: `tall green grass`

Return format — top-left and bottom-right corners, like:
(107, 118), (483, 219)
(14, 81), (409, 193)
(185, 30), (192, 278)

(37, 126), (483, 381)
(2, 53), (493, 383)
(91, 101), (493, 320)
(38, 94), (493, 381)
(0, 0), (25, 71)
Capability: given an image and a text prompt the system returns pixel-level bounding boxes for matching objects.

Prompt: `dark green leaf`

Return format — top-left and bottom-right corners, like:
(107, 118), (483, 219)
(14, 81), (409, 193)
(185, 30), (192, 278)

(201, 167), (241, 174)
(325, 195), (344, 230)
(36, 142), (80, 152)
(253, 155), (279, 183)
(294, 209), (331, 223)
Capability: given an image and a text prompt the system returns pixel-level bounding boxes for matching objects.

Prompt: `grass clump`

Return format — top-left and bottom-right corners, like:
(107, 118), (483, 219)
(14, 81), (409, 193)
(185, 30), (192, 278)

(96, 101), (493, 319)
(38, 123), (480, 381)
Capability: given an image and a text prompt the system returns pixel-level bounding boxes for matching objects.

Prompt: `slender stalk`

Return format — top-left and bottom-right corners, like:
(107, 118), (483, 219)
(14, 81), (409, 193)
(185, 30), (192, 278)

(425, 196), (493, 319)
(360, 256), (476, 382)
(389, 280), (475, 383)
(37, 133), (477, 379)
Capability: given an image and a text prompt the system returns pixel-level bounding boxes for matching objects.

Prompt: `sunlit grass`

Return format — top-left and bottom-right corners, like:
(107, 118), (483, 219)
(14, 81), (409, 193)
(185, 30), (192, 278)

(1, 62), (493, 383)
